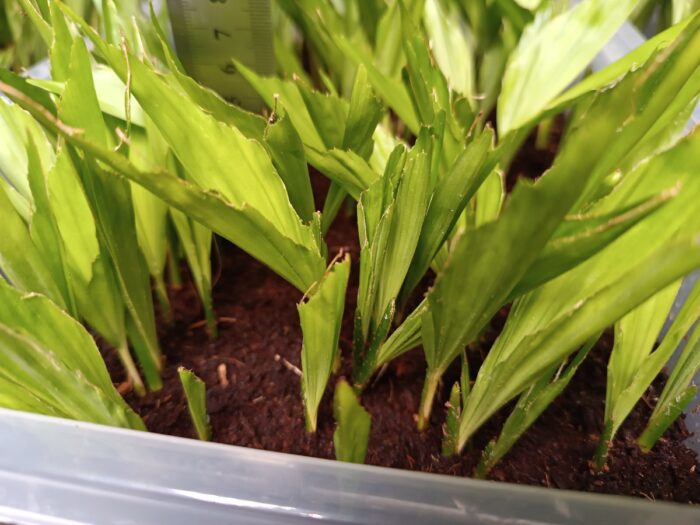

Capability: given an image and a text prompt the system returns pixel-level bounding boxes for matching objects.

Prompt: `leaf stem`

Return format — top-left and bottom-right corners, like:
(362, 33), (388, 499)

(204, 301), (218, 339)
(638, 386), (697, 453)
(116, 338), (145, 396)
(353, 354), (376, 391)
(167, 250), (183, 289)
(418, 368), (442, 431)
(474, 441), (496, 479)
(154, 273), (172, 325)
(535, 118), (554, 150)
(594, 419), (614, 470)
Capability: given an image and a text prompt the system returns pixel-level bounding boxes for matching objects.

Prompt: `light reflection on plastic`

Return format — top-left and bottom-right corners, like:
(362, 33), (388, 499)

(170, 489), (325, 520)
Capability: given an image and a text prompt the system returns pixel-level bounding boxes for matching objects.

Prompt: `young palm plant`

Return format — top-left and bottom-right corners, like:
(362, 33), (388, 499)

(0, 278), (143, 429)
(1, 0), (700, 484)
(2, 0), (343, 427)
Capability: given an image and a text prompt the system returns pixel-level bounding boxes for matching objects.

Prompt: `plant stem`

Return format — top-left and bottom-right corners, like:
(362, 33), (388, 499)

(204, 302), (218, 339)
(154, 273), (172, 325)
(417, 368), (442, 431)
(304, 405), (317, 434)
(638, 386), (697, 453)
(535, 118), (554, 150)
(352, 355), (376, 391)
(116, 339), (145, 396)
(332, 349), (342, 375)
(474, 442), (495, 480)
(167, 250), (183, 289)
(594, 419), (614, 470)
(638, 423), (661, 454)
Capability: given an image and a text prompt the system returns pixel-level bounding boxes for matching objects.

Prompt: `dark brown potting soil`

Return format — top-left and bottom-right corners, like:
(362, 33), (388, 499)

(104, 153), (700, 505)
(506, 116), (564, 191)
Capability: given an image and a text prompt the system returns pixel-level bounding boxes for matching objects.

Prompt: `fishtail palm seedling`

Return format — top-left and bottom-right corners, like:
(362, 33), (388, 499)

(241, 7), (497, 390)
(299, 255), (351, 432)
(0, 0), (215, 393)
(0, 90), (159, 394)
(2, 0), (700, 485)
(638, 279), (700, 451)
(238, 3), (700, 458)
(448, 12), (700, 451)
(2, 0), (346, 428)
(596, 277), (700, 468)
(178, 367), (212, 441)
(333, 379), (371, 463)
(0, 278), (143, 429)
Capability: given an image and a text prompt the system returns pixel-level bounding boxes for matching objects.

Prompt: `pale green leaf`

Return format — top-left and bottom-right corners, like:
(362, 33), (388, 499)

(369, 298), (428, 381)
(48, 144), (99, 286)
(343, 64), (383, 161)
(474, 169), (505, 227)
(592, 281), (680, 466)
(0, 98), (54, 207)
(14, 0), (51, 46)
(8, 84), (327, 292)
(458, 231), (700, 452)
(424, 0), (475, 100)
(512, 189), (677, 299)
(673, 0), (700, 24)
(374, 0), (406, 79)
(170, 207), (215, 336)
(0, 280), (143, 429)
(264, 112), (315, 223)
(456, 126), (700, 453)
(178, 367), (211, 441)
(236, 61), (336, 151)
(442, 381), (462, 456)
(58, 37), (162, 388)
(475, 338), (595, 476)
(306, 146), (378, 200)
(58, 9), (316, 256)
(47, 143), (126, 352)
(299, 256), (351, 432)
(498, 0), (638, 135)
(356, 131), (432, 347)
(333, 379), (371, 464)
(26, 135), (77, 316)
(402, 128), (494, 299)
(335, 34), (420, 134)
(639, 279), (700, 451)
(48, 0), (72, 82)
(419, 22), (700, 428)
(128, 124), (169, 279)
(146, 4), (266, 141)
(0, 187), (66, 308)
(543, 15), (693, 111)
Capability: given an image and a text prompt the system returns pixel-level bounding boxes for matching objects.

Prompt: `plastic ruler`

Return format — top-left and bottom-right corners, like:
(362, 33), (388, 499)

(166, 0), (275, 110)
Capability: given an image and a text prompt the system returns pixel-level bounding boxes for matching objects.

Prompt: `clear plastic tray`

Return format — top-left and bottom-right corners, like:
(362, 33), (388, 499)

(1, 21), (700, 525)
(1, 408), (699, 525)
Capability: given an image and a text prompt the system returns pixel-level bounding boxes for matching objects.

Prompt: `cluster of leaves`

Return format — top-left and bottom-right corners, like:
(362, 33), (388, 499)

(1, 0), (45, 68)
(0, 278), (143, 429)
(0, 0), (150, 69)
(0, 0), (332, 438)
(1, 10), (165, 395)
(1, 0), (700, 471)
(633, 0), (700, 33)
(0, 0), (260, 395)
(261, 0), (700, 467)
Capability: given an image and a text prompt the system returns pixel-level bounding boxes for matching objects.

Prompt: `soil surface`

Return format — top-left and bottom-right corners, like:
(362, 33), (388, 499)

(506, 116), (564, 191)
(104, 137), (700, 505)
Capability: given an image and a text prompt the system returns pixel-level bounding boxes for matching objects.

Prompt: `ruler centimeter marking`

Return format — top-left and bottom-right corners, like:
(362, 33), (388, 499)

(166, 0), (275, 110)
